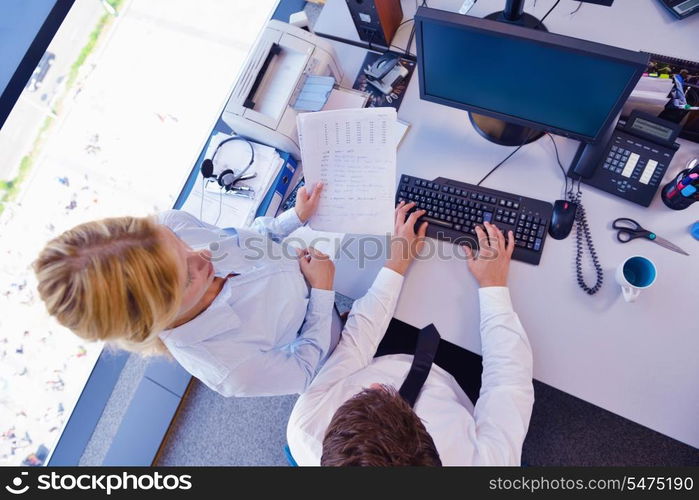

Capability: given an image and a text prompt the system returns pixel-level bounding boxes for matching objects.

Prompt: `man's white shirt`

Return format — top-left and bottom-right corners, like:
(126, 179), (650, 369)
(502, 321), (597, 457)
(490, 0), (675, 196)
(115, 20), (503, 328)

(287, 267), (534, 465)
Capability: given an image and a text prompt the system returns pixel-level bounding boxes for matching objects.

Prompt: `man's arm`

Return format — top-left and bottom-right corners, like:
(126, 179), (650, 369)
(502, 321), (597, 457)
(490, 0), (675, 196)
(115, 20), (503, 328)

(286, 266), (405, 464)
(472, 287), (534, 465)
(463, 222), (535, 465)
(296, 202), (427, 390)
(287, 203), (428, 464)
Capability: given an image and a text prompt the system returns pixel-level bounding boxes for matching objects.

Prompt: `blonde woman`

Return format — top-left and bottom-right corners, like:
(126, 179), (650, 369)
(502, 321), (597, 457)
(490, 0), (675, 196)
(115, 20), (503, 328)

(33, 183), (341, 397)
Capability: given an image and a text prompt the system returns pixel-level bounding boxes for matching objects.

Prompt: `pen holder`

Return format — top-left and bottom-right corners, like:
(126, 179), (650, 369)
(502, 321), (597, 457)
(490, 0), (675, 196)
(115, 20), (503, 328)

(661, 169), (696, 210)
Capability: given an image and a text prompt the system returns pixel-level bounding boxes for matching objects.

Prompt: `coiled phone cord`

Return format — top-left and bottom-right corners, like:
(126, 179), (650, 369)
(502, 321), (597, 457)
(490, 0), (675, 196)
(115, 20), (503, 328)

(569, 183), (604, 295)
(547, 134), (604, 295)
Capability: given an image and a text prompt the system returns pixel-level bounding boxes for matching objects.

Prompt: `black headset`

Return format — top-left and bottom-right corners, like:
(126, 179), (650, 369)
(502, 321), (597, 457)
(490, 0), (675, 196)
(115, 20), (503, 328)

(200, 136), (255, 191)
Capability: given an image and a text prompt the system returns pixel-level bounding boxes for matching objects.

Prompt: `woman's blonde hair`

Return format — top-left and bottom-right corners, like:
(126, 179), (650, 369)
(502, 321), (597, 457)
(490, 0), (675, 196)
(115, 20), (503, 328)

(33, 216), (183, 356)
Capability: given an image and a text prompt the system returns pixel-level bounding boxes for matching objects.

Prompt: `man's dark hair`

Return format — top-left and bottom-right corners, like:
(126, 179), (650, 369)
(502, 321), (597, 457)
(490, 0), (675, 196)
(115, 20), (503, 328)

(320, 385), (442, 466)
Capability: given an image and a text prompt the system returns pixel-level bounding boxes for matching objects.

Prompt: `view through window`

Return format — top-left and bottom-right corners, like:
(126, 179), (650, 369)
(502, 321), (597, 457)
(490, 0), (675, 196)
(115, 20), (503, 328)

(0, 0), (275, 465)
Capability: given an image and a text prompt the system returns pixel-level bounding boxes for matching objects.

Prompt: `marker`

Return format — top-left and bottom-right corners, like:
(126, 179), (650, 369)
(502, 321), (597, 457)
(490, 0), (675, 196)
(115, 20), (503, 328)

(681, 184), (697, 197)
(677, 173), (698, 190)
(666, 186), (680, 199)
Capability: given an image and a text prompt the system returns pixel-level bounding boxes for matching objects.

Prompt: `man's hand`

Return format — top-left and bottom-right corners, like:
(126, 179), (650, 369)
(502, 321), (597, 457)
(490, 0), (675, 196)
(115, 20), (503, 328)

(294, 182), (323, 223)
(463, 221), (514, 287)
(385, 201), (428, 276)
(296, 247), (335, 290)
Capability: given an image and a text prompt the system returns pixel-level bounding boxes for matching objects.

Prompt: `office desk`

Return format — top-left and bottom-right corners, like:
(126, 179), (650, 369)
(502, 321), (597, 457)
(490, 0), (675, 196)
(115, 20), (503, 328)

(315, 0), (699, 448)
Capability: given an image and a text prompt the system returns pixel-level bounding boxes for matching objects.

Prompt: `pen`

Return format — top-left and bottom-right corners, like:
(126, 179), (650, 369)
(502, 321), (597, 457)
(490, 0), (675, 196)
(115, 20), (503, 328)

(678, 174), (698, 190)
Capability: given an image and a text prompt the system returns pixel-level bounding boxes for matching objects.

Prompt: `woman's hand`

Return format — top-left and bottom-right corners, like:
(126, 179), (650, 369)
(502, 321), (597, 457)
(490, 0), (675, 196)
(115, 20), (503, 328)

(296, 247), (335, 290)
(463, 221), (514, 287)
(385, 201), (428, 276)
(294, 182), (323, 223)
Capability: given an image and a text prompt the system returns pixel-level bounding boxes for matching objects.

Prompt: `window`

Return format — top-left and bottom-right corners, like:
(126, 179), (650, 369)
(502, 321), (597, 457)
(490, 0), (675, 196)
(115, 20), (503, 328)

(0, 0), (276, 466)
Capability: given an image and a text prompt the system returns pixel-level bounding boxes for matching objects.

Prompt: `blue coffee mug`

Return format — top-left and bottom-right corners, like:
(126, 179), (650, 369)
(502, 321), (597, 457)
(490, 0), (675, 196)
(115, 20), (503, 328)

(623, 256), (656, 287)
(616, 255), (657, 302)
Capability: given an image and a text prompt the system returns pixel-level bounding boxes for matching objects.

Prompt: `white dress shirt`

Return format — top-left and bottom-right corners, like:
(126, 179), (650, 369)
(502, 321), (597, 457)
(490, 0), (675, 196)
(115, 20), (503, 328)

(287, 267), (535, 466)
(157, 209), (335, 397)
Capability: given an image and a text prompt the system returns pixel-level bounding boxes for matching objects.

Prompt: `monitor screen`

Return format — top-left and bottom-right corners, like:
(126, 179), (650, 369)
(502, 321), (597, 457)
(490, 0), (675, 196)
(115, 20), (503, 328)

(415, 8), (648, 142)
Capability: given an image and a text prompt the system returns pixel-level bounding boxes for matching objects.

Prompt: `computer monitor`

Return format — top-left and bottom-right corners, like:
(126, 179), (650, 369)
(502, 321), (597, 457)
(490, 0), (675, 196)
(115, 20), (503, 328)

(414, 7), (649, 146)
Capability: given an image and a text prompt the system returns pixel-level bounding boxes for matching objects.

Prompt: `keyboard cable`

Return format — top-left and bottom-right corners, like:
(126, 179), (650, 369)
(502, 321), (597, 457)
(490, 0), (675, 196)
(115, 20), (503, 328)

(476, 131), (536, 186)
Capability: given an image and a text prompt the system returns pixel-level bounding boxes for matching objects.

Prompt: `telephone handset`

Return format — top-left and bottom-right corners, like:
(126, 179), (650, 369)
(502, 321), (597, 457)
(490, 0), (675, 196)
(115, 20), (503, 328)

(568, 111), (681, 207)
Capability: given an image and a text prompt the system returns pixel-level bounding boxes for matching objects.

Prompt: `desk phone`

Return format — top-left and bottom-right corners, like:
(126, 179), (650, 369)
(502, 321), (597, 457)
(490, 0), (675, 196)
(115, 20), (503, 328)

(569, 111), (682, 207)
(657, 0), (699, 19)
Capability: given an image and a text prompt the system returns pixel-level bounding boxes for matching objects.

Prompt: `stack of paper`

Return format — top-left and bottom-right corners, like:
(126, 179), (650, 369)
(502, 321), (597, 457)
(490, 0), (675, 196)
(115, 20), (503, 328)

(181, 132), (284, 228)
(297, 107), (397, 235)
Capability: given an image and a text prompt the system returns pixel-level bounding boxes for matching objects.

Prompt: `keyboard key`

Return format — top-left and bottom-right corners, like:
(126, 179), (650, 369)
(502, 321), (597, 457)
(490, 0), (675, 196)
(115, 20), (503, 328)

(483, 212), (493, 223)
(534, 238), (542, 251)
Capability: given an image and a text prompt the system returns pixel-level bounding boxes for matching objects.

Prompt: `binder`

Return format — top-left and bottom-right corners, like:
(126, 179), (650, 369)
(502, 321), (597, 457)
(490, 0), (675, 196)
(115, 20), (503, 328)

(255, 152), (299, 218)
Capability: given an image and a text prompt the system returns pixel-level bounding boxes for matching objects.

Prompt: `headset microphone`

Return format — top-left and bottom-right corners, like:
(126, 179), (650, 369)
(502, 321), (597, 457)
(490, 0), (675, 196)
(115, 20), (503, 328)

(200, 136), (255, 191)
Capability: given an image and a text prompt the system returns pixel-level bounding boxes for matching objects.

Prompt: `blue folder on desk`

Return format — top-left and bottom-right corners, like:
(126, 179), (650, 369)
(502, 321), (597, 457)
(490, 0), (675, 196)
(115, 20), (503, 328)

(255, 151), (298, 218)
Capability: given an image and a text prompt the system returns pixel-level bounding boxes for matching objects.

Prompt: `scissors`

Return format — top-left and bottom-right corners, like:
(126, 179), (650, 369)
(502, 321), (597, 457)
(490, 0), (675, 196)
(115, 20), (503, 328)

(612, 218), (689, 256)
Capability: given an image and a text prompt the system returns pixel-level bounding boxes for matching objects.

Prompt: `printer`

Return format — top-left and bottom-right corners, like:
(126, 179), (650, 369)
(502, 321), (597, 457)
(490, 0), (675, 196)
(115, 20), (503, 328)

(222, 21), (343, 160)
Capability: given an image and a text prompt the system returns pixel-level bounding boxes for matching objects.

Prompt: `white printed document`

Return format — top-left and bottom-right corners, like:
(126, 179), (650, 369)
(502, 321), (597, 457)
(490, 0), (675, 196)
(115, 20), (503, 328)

(297, 107), (397, 235)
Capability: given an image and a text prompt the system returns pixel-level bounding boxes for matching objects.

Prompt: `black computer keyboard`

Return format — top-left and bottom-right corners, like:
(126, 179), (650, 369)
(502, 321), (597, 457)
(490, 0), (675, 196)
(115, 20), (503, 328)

(396, 175), (554, 265)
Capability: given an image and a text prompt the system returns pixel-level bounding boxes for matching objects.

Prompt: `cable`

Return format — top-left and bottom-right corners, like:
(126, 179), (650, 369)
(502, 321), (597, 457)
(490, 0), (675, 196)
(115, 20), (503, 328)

(403, 0), (427, 57)
(570, 186), (604, 295)
(545, 134), (603, 295)
(546, 133), (569, 198)
(534, 0), (561, 29)
(199, 177), (206, 221)
(476, 131), (536, 186)
(213, 186), (224, 226)
(405, 24), (416, 57)
(570, 1), (583, 15)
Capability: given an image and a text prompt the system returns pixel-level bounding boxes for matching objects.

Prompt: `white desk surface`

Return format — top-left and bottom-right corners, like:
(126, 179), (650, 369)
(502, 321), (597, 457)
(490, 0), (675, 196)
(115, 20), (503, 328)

(316, 0), (699, 448)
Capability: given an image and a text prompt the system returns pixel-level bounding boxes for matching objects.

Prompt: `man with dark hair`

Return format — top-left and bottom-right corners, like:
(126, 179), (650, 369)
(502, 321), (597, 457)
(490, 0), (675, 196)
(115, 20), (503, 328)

(287, 202), (534, 466)
(321, 385), (442, 466)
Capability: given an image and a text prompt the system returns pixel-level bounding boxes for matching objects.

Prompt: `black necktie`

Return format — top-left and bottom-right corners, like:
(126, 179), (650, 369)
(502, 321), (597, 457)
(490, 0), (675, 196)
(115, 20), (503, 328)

(398, 324), (441, 408)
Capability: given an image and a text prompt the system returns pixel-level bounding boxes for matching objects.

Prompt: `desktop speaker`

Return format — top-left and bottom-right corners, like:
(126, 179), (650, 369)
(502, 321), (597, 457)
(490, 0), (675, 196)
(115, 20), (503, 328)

(345, 0), (403, 49)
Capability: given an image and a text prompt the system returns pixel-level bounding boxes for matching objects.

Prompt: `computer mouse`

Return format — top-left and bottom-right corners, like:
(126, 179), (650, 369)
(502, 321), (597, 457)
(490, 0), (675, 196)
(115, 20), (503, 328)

(548, 199), (577, 240)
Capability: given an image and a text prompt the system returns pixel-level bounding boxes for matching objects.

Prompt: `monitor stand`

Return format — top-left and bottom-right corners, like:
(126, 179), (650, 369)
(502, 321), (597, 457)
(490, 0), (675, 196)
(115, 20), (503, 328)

(468, 0), (546, 146)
